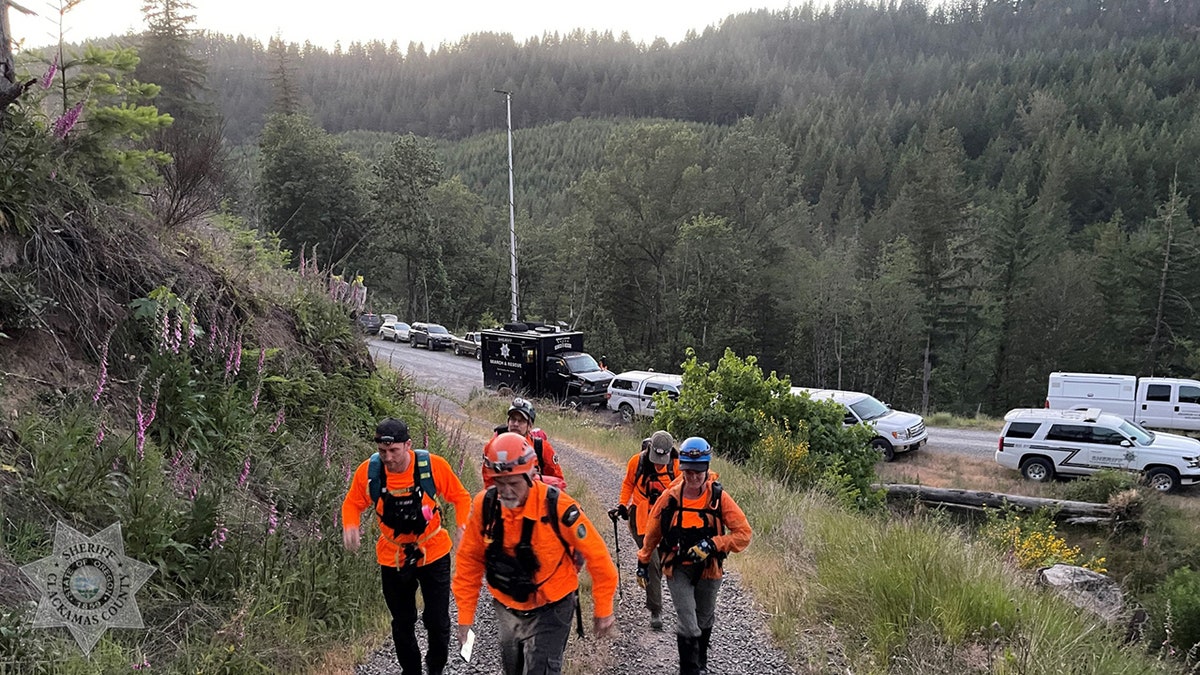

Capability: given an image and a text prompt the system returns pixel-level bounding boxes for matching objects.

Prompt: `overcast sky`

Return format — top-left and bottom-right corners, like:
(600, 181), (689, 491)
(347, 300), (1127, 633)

(12, 1), (802, 51)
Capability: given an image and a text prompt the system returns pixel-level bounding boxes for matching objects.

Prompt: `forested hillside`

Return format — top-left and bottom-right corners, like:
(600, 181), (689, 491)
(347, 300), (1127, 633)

(154, 0), (1200, 414)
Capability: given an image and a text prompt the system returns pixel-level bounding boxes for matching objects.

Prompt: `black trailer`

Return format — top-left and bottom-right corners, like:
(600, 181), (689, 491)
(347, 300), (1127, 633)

(480, 324), (613, 407)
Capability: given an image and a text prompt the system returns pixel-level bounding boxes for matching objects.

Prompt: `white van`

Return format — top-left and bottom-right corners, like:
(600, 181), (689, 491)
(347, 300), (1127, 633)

(996, 407), (1200, 492)
(607, 371), (683, 422)
(791, 387), (928, 461)
(1046, 372), (1200, 432)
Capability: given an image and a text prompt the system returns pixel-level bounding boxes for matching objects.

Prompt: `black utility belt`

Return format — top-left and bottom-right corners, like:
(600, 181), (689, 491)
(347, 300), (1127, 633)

(502, 592), (574, 619)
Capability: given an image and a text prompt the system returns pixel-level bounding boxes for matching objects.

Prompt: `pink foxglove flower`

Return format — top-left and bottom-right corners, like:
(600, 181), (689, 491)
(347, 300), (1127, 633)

(267, 504), (278, 536)
(237, 457), (251, 487)
(186, 313), (197, 348)
(250, 381), (262, 412)
(208, 317), (218, 352)
(232, 336), (242, 375)
(40, 55), (58, 89)
(256, 347), (266, 374)
(52, 99), (84, 139)
(268, 407), (285, 434)
(209, 524), (229, 549)
(172, 311), (183, 354)
(158, 308), (170, 354)
(94, 418), (106, 447)
(93, 336), (109, 403)
(321, 417), (331, 468)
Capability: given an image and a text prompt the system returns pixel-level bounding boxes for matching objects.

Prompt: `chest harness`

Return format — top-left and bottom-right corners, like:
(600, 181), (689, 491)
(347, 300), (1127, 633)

(634, 451), (677, 507)
(480, 485), (586, 636)
(368, 449), (439, 569)
(658, 482), (727, 582)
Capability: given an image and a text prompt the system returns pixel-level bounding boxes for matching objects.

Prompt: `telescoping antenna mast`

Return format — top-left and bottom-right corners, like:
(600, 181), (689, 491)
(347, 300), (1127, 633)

(494, 88), (518, 323)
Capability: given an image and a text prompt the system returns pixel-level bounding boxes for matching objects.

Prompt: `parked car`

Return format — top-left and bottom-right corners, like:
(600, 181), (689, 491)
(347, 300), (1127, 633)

(410, 322), (453, 350)
(1046, 371), (1200, 432)
(452, 332), (482, 358)
(607, 371), (682, 422)
(791, 387), (927, 461)
(356, 313), (383, 335)
(379, 321), (411, 342)
(996, 407), (1200, 492)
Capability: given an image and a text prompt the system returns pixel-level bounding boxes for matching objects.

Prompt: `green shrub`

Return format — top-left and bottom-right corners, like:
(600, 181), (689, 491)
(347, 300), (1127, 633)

(1062, 469), (1143, 503)
(1152, 567), (1200, 655)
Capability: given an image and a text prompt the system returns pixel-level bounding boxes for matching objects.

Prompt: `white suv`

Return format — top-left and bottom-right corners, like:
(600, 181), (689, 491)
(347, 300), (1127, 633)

(995, 408), (1200, 492)
(607, 371), (682, 422)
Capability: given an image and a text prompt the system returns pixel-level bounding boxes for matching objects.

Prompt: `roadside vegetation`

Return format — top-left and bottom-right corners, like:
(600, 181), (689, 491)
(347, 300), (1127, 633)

(466, 353), (1200, 673)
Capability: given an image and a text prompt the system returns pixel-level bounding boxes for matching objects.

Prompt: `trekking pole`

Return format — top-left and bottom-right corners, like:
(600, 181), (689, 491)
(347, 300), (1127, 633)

(607, 508), (624, 600)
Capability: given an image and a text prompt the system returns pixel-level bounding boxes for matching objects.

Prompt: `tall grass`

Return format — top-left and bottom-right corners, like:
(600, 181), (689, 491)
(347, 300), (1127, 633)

(517, 404), (1185, 673)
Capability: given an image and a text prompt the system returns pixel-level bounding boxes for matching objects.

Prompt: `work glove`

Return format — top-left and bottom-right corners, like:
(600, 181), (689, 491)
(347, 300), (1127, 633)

(636, 561), (649, 589)
(687, 538), (717, 563)
(608, 505), (628, 521)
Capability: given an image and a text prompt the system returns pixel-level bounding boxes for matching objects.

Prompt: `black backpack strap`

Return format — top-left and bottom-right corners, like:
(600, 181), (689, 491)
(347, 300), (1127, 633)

(543, 486), (573, 555)
(482, 486), (500, 538)
(533, 437), (546, 473)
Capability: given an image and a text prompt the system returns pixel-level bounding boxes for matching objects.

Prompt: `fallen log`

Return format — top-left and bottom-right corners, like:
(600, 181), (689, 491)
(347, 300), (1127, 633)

(877, 483), (1112, 518)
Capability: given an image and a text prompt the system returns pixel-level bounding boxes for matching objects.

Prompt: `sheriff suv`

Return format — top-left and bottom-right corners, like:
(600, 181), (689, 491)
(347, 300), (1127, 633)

(995, 407), (1200, 493)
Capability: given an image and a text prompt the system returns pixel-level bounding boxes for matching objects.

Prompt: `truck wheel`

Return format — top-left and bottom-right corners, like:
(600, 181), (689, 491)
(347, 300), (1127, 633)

(1020, 457), (1054, 483)
(871, 438), (895, 462)
(409, 338), (417, 348)
(475, 348), (481, 360)
(498, 386), (513, 397)
(619, 403), (634, 423)
(1145, 467), (1180, 493)
(564, 396), (582, 411)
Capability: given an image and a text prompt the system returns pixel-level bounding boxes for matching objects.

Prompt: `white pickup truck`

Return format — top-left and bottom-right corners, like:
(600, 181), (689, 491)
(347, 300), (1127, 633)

(791, 387), (928, 461)
(1046, 372), (1200, 432)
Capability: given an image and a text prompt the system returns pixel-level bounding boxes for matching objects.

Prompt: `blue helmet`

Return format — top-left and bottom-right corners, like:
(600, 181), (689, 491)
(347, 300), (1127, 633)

(678, 436), (712, 468)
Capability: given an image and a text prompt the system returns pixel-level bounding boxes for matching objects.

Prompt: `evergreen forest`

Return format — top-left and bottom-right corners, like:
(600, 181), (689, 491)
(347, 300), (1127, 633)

(20, 0), (1200, 415)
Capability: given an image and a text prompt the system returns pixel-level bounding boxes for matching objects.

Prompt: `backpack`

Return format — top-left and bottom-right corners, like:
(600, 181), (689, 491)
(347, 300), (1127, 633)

(369, 449), (437, 503)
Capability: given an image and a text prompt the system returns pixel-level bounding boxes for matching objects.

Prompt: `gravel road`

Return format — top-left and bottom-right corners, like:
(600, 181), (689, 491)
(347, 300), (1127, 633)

(357, 337), (800, 674)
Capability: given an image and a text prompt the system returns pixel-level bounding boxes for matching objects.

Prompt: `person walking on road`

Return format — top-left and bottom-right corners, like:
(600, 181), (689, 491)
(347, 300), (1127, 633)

(341, 418), (473, 675)
(484, 397), (567, 490)
(638, 436), (752, 675)
(453, 432), (618, 675)
(613, 430), (679, 630)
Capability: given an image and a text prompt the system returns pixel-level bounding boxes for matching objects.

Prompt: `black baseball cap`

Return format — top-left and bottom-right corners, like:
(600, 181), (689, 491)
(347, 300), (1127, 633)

(374, 418), (410, 443)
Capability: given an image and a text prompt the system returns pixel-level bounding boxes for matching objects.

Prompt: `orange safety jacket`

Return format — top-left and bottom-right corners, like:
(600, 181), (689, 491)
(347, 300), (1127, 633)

(618, 452), (680, 537)
(452, 481), (618, 625)
(481, 431), (567, 489)
(637, 475), (752, 580)
(341, 449), (472, 569)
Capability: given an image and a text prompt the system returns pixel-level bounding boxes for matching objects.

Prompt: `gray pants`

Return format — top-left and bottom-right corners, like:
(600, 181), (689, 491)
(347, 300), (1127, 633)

(667, 573), (721, 638)
(629, 511), (663, 614)
(493, 593), (576, 675)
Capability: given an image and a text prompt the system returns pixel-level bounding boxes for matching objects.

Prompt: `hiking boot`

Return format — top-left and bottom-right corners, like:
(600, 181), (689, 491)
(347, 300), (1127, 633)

(650, 611), (663, 631)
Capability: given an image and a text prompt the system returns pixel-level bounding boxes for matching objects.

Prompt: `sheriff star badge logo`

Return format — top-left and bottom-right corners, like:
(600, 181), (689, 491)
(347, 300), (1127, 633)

(20, 521), (155, 655)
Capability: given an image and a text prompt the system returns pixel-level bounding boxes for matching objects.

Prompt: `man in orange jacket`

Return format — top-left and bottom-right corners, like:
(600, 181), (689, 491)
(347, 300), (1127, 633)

(342, 418), (472, 675)
(482, 397), (567, 490)
(454, 432), (618, 674)
(638, 436), (752, 675)
(613, 429), (679, 630)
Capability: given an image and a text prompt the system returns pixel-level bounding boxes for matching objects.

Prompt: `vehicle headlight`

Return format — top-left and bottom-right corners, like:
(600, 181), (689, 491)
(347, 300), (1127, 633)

(891, 430), (909, 440)
(1186, 456), (1200, 469)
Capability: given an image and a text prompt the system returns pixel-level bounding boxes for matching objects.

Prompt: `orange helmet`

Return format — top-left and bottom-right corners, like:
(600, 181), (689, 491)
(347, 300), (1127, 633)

(483, 432), (538, 480)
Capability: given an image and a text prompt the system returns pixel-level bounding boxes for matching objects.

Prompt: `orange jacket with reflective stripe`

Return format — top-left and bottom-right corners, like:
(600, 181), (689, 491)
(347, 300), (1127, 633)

(341, 449), (473, 568)
(636, 476), (752, 580)
(618, 452), (680, 536)
(481, 432), (566, 488)
(452, 481), (618, 625)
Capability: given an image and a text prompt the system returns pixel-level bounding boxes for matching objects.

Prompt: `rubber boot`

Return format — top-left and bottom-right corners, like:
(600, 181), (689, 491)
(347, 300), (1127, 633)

(650, 610), (663, 631)
(677, 633), (702, 675)
(699, 626), (712, 673)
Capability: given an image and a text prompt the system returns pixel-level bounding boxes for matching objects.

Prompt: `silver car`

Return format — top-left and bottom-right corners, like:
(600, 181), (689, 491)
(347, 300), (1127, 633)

(379, 321), (411, 342)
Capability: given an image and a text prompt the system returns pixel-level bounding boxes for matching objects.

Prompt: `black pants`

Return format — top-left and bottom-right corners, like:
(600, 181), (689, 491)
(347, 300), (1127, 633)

(381, 554), (452, 675)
